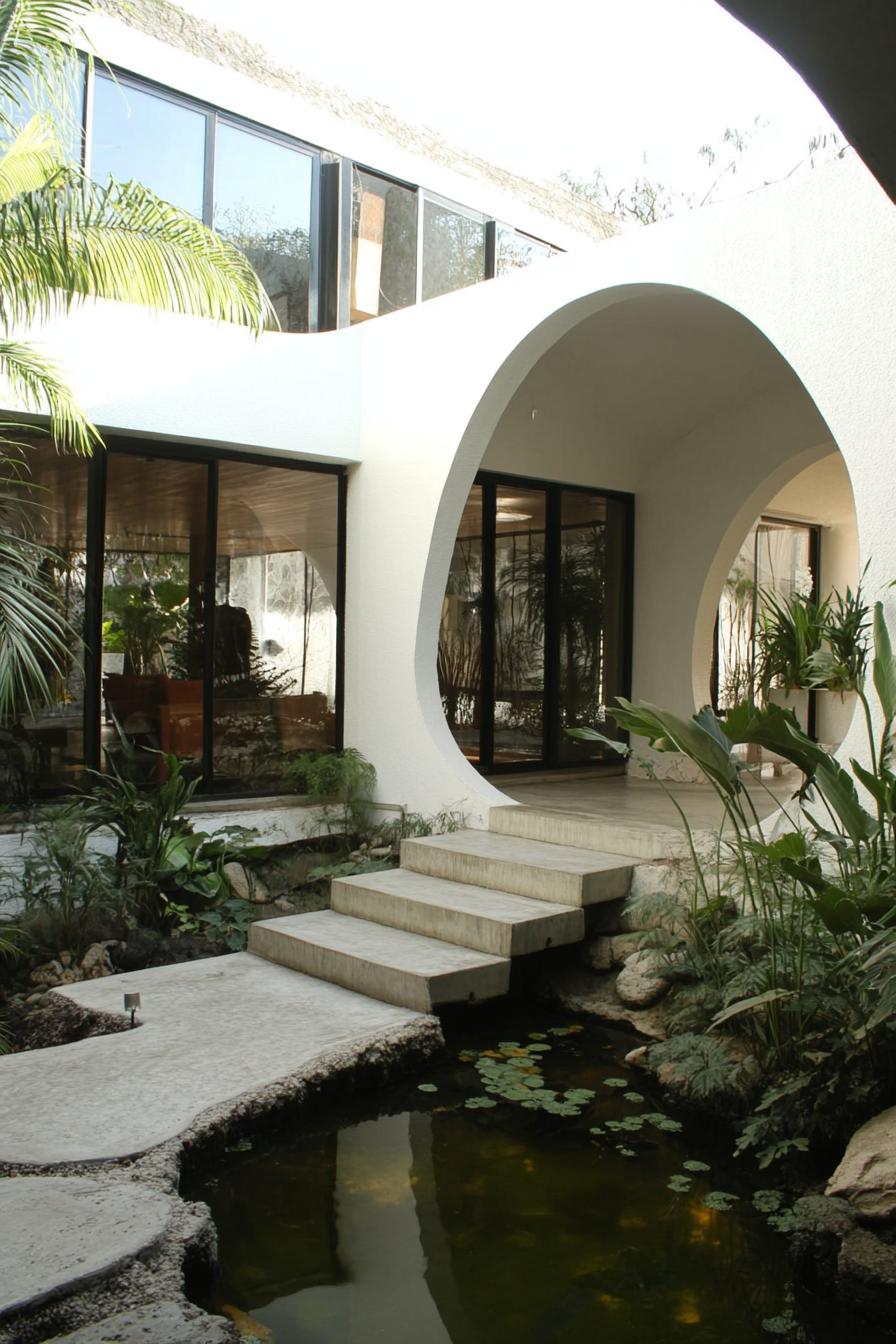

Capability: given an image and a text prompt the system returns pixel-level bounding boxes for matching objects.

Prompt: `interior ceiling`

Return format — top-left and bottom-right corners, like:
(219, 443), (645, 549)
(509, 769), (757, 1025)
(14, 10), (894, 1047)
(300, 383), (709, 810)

(716, 0), (896, 204)
(532, 293), (828, 447)
(28, 450), (340, 556)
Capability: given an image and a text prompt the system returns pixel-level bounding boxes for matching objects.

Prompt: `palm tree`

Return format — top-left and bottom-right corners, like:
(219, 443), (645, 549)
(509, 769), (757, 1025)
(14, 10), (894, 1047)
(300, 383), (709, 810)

(0, 0), (276, 716)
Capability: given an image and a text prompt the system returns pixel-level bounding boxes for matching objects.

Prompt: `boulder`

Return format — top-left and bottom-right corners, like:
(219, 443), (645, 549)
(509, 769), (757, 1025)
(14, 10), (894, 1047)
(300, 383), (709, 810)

(615, 950), (669, 1009)
(827, 1105), (896, 1220)
(115, 927), (163, 971)
(29, 960), (64, 988)
(223, 862), (269, 905)
(79, 942), (115, 979)
(579, 938), (612, 972)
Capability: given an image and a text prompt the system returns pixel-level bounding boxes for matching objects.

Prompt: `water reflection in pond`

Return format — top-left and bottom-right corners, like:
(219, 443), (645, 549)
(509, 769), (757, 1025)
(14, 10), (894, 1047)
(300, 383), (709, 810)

(188, 1012), (851, 1344)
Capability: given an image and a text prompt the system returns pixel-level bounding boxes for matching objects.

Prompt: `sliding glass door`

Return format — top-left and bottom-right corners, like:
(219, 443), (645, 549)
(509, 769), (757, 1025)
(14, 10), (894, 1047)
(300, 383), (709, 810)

(440, 473), (632, 773)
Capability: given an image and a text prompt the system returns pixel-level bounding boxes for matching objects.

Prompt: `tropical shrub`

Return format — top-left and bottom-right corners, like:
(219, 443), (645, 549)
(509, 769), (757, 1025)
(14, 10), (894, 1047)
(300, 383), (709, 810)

(10, 803), (117, 952)
(282, 747), (377, 840)
(570, 599), (896, 1168)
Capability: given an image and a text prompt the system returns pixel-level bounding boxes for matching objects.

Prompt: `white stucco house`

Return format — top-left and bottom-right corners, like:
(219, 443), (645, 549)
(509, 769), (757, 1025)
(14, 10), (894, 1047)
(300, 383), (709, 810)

(3, 0), (894, 838)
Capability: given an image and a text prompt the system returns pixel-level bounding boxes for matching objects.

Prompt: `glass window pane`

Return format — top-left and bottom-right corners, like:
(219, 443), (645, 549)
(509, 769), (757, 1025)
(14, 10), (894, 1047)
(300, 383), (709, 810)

(496, 227), (555, 275)
(439, 485), (482, 763)
(421, 199), (486, 301)
(101, 455), (209, 783)
(0, 51), (85, 164)
(214, 123), (314, 333)
(91, 73), (207, 217)
(493, 488), (546, 764)
(213, 463), (338, 792)
(2, 448), (88, 798)
(350, 168), (417, 322)
(558, 492), (627, 763)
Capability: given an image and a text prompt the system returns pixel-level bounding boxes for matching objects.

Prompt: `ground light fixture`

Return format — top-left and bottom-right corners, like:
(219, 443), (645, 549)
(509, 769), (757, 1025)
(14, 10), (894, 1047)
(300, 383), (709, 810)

(124, 992), (141, 1027)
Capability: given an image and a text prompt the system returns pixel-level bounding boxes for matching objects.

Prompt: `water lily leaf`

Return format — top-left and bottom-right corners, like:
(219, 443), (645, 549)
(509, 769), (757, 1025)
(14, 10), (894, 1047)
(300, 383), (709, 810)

(498, 1041), (521, 1050)
(752, 1189), (783, 1213)
(703, 1191), (739, 1212)
(417, 1083), (438, 1093)
(564, 1088), (596, 1103)
(225, 1139), (253, 1152)
(522, 1076), (546, 1089)
(465, 1097), (498, 1109)
(623, 1091), (645, 1103)
(667, 1175), (693, 1192)
(682, 1160), (710, 1173)
(603, 1077), (629, 1088)
(589, 1125), (605, 1136)
(616, 1146), (637, 1158)
(528, 1043), (551, 1053)
(528, 1032), (547, 1041)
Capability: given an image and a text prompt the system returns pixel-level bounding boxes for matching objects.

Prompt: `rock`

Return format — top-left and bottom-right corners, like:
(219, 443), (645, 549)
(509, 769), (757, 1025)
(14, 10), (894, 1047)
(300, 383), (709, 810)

(367, 846), (393, 859)
(837, 1227), (896, 1323)
(58, 950), (75, 968)
(609, 934), (643, 966)
(537, 964), (667, 1040)
(30, 960), (64, 988)
(826, 1104), (896, 1220)
(58, 967), (85, 985)
(624, 1045), (649, 1068)
(25, 992), (46, 1005)
(79, 942), (114, 979)
(45, 1300), (237, 1344)
(615, 950), (669, 1009)
(273, 897), (296, 913)
(223, 861), (269, 905)
(579, 938), (612, 972)
(116, 927), (163, 971)
(789, 1195), (857, 1283)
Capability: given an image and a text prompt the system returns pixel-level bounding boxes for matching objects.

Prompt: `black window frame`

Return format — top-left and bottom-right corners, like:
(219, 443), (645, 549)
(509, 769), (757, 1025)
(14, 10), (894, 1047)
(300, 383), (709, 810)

(443, 469), (634, 776)
(88, 66), (323, 334)
(80, 439), (346, 800)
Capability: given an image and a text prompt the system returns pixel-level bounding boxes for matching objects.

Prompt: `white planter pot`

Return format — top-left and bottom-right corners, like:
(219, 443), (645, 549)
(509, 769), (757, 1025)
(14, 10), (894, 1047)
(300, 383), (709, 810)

(769, 687), (810, 734)
(814, 688), (858, 750)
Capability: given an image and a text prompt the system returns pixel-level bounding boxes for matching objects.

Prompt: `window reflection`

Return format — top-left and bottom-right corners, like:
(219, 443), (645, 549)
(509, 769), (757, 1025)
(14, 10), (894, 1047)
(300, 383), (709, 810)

(213, 462), (338, 792)
(439, 486), (483, 763)
(0, 449), (88, 799)
(421, 199), (486, 301)
(91, 73), (207, 217)
(214, 123), (314, 333)
(350, 168), (417, 322)
(496, 226), (556, 274)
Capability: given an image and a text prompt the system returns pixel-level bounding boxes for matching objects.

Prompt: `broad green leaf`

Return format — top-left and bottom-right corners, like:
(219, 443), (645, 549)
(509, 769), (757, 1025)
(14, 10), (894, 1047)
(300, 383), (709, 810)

(812, 884), (864, 935)
(710, 988), (795, 1029)
(873, 601), (896, 725)
(814, 761), (875, 847)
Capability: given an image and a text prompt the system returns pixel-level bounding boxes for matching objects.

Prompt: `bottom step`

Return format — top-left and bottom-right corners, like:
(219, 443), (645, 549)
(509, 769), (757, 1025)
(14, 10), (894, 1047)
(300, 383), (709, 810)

(248, 909), (510, 1013)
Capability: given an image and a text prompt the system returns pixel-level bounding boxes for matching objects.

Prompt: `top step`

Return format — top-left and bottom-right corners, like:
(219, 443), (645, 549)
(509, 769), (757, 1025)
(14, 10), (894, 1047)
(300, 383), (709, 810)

(489, 805), (693, 861)
(400, 828), (637, 906)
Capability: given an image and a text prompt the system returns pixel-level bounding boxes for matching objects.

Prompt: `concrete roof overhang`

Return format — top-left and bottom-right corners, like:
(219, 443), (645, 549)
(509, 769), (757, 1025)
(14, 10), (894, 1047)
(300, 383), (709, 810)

(717, 0), (896, 205)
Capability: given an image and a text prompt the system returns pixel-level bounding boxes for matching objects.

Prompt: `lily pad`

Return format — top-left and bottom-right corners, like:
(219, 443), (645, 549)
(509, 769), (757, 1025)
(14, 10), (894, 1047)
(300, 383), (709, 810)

(616, 1146), (637, 1158)
(682, 1159), (710, 1173)
(703, 1191), (739, 1212)
(465, 1096), (498, 1110)
(623, 1091), (646, 1104)
(528, 1032), (547, 1041)
(667, 1174), (693, 1193)
(752, 1189), (783, 1213)
(603, 1077), (629, 1089)
(417, 1083), (438, 1093)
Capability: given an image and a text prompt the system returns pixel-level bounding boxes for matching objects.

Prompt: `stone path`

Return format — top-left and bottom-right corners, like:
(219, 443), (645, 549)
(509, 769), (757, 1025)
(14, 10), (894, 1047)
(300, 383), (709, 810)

(0, 953), (431, 1166)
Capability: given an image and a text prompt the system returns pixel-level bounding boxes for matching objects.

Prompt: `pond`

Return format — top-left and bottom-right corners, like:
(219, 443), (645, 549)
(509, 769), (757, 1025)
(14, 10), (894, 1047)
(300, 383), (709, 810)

(187, 1006), (853, 1344)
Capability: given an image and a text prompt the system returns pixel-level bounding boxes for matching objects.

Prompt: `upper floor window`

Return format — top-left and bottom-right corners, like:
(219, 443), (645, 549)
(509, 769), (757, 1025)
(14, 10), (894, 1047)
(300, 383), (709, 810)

(496, 226), (558, 274)
(350, 167), (417, 323)
(89, 72), (317, 333)
(92, 73), (206, 217)
(421, 197), (487, 301)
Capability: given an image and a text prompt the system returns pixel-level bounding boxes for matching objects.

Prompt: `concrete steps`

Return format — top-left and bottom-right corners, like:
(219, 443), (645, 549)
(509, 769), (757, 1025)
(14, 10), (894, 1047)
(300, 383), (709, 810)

(401, 828), (637, 904)
(331, 867), (584, 957)
(249, 804), (649, 1014)
(489, 804), (691, 861)
(248, 909), (509, 1013)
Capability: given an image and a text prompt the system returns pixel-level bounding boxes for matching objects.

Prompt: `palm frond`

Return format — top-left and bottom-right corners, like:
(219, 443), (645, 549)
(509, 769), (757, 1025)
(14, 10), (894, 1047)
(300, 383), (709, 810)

(0, 527), (70, 719)
(0, 112), (62, 200)
(0, 0), (90, 124)
(0, 172), (278, 331)
(0, 338), (99, 453)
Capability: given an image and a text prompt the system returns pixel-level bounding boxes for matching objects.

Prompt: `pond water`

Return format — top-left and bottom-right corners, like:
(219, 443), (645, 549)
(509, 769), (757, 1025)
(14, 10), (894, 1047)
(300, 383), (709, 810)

(187, 1006), (853, 1344)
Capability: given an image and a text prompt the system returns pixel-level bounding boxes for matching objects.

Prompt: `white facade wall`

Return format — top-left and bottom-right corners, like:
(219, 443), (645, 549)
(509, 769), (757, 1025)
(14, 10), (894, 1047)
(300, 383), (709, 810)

(5, 147), (895, 826)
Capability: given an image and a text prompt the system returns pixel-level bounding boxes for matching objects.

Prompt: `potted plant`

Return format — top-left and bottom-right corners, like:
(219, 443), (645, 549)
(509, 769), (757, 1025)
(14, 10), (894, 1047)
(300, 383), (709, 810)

(756, 580), (868, 745)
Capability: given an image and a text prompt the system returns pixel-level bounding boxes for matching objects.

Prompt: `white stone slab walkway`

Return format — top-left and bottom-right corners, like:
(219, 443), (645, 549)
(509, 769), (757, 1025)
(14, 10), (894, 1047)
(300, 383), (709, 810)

(0, 953), (433, 1166)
